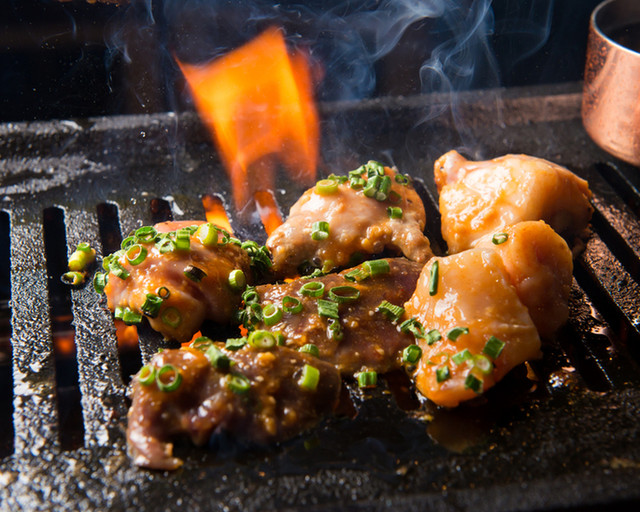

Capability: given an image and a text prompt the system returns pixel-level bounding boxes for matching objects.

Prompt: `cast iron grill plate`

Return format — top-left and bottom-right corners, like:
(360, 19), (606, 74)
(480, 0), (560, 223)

(1, 83), (640, 511)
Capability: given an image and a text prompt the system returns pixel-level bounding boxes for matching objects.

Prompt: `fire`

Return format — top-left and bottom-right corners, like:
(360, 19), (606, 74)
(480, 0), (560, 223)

(177, 27), (319, 214)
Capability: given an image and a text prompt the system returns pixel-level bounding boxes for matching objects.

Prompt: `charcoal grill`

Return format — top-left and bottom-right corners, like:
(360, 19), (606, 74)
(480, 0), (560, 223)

(1, 82), (640, 511)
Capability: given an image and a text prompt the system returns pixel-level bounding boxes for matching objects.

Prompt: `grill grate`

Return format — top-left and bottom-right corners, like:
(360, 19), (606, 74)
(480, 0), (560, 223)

(1, 83), (640, 511)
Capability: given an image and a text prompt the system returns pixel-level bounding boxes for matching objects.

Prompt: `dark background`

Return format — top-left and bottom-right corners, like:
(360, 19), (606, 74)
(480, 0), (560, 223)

(0, 0), (602, 123)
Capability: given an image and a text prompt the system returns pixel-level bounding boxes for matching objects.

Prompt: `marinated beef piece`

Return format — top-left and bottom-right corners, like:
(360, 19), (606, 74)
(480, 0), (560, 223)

(127, 344), (341, 470)
(473, 221), (573, 339)
(434, 150), (593, 253)
(251, 258), (422, 375)
(405, 248), (542, 408)
(266, 161), (433, 279)
(102, 220), (252, 342)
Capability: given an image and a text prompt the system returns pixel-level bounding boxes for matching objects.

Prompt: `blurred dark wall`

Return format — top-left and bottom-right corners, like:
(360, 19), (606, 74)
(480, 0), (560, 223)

(0, 0), (603, 123)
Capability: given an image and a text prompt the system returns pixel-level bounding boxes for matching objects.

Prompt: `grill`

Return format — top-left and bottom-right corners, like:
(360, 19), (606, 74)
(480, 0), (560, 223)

(1, 82), (639, 511)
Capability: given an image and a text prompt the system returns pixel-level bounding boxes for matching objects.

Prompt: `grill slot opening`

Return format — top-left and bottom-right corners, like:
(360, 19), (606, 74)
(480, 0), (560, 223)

(0, 210), (13, 458)
(42, 206), (84, 450)
(149, 197), (173, 224)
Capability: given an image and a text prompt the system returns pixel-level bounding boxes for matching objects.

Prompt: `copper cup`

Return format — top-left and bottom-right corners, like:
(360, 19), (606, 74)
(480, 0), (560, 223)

(582, 0), (640, 167)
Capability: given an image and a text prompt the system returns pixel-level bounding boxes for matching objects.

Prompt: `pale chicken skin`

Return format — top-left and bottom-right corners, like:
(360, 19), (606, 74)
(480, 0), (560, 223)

(127, 344), (341, 470)
(104, 221), (252, 342)
(266, 162), (433, 278)
(405, 248), (542, 408)
(474, 221), (573, 339)
(435, 150), (593, 253)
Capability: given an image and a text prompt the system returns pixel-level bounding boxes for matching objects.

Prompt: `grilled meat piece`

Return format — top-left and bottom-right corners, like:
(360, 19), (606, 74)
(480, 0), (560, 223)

(473, 221), (573, 339)
(405, 248), (542, 408)
(266, 162), (433, 278)
(103, 220), (252, 342)
(127, 344), (341, 470)
(434, 150), (593, 253)
(251, 258), (422, 375)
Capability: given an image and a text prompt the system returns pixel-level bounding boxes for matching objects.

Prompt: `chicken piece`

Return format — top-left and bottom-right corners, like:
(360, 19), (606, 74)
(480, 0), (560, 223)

(266, 161), (433, 278)
(103, 220), (252, 342)
(249, 258), (422, 375)
(404, 248), (542, 408)
(474, 221), (573, 339)
(127, 344), (341, 470)
(435, 150), (593, 253)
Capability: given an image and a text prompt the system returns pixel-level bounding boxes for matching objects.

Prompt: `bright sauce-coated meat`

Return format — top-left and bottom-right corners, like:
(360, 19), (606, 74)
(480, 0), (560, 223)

(127, 344), (341, 470)
(266, 162), (433, 278)
(251, 258), (422, 375)
(435, 150), (593, 253)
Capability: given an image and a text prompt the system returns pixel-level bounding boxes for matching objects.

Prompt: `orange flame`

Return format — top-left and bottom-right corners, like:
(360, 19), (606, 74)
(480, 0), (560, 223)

(177, 27), (319, 212)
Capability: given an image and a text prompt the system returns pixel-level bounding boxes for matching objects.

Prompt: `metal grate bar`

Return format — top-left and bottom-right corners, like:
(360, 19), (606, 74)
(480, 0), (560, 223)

(63, 207), (127, 447)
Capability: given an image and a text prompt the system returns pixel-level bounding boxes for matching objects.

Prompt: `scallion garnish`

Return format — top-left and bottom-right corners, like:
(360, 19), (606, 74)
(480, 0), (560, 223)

(141, 293), (163, 318)
(327, 318), (344, 341)
(138, 365), (156, 386)
(93, 272), (108, 294)
(465, 373), (483, 394)
(135, 226), (157, 243)
(349, 176), (366, 190)
(363, 259), (390, 277)
(61, 271), (85, 286)
(126, 244), (147, 266)
(492, 232), (509, 245)
(376, 300), (404, 322)
(156, 286), (170, 299)
(447, 326), (469, 341)
(299, 281), (325, 298)
(428, 260), (439, 296)
(328, 286), (360, 304)
(473, 354), (493, 375)
(175, 228), (191, 251)
(356, 370), (378, 388)
(120, 236), (135, 250)
(482, 335), (506, 359)
(156, 237), (175, 254)
(205, 345), (231, 371)
(283, 295), (303, 314)
(228, 269), (246, 292)
(195, 223), (220, 247)
(451, 348), (472, 365)
(436, 365), (451, 383)
(122, 307), (142, 325)
(402, 344), (422, 364)
(155, 364), (182, 392)
(161, 307), (182, 328)
(262, 303), (283, 326)
(395, 174), (410, 185)
(190, 336), (213, 351)
(375, 175), (392, 201)
(109, 259), (130, 280)
(298, 364), (320, 391)
(387, 206), (403, 219)
(315, 178), (339, 195)
(225, 337), (248, 351)
(68, 244), (96, 271)
(184, 264), (207, 282)
(298, 343), (320, 357)
(241, 240), (272, 275)
(248, 330), (277, 349)
(311, 221), (330, 241)
(400, 318), (426, 339)
(343, 267), (370, 282)
(226, 373), (251, 395)
(425, 328), (442, 345)
(365, 160), (385, 176)
(363, 175), (381, 198)
(317, 299), (339, 320)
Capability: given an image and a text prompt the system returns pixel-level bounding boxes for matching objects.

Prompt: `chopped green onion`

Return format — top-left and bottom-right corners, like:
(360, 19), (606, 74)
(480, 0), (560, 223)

(298, 364), (320, 391)
(135, 226), (157, 243)
(299, 343), (320, 357)
(400, 318), (426, 339)
(126, 244), (148, 266)
(451, 348), (472, 365)
(156, 364), (182, 392)
(76, 242), (92, 253)
(225, 337), (248, 351)
(315, 178), (339, 195)
(363, 259), (390, 277)
(395, 174), (410, 185)
(311, 221), (330, 241)
(363, 174), (381, 198)
(156, 237), (175, 254)
(387, 206), (403, 219)
(93, 272), (108, 294)
(61, 271), (85, 286)
(465, 373), (483, 394)
(436, 366), (451, 383)
(141, 293), (163, 318)
(428, 260), (439, 296)
(109, 259), (130, 280)
(184, 264), (207, 282)
(161, 307), (182, 328)
(426, 328), (442, 345)
(317, 299), (339, 320)
(138, 365), (156, 386)
(190, 336), (213, 351)
(447, 326), (469, 341)
(248, 330), (277, 349)
(365, 160), (385, 176)
(228, 269), (246, 292)
(196, 223), (220, 247)
(283, 295), (303, 314)
(205, 345), (231, 370)
(114, 306), (125, 320)
(402, 344), (422, 364)
(262, 303), (283, 326)
(327, 318), (344, 341)
(242, 287), (259, 304)
(68, 248), (94, 271)
(299, 281), (325, 298)
(226, 373), (251, 394)
(343, 267), (370, 282)
(122, 307), (142, 325)
(376, 300), (405, 322)
(482, 335), (506, 359)
(121, 236), (135, 250)
(241, 240), (272, 275)
(473, 354), (493, 375)
(328, 286), (360, 303)
(175, 228), (191, 251)
(349, 176), (366, 190)
(311, 230), (329, 241)
(375, 175), (392, 201)
(492, 232), (509, 245)
(356, 371), (378, 388)
(327, 173), (348, 184)
(156, 286), (170, 299)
